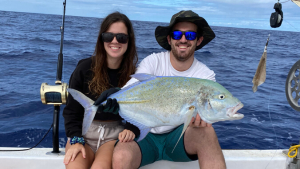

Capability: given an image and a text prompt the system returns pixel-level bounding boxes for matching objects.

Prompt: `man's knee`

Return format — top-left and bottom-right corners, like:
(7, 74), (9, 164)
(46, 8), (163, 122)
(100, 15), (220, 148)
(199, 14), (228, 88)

(112, 142), (140, 169)
(113, 147), (133, 162)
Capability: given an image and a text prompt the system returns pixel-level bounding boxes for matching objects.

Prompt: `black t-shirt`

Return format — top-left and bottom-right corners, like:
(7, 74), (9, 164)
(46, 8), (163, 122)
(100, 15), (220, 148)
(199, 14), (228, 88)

(63, 57), (140, 138)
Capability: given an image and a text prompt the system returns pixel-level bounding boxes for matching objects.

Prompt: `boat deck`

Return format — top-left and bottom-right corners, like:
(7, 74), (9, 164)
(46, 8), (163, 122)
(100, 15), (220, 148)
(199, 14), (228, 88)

(0, 148), (290, 169)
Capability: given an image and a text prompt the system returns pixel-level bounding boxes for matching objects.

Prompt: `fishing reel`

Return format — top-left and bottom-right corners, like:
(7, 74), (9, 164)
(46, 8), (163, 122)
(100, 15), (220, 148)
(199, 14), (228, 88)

(270, 2), (283, 28)
(285, 60), (300, 111)
(40, 82), (68, 105)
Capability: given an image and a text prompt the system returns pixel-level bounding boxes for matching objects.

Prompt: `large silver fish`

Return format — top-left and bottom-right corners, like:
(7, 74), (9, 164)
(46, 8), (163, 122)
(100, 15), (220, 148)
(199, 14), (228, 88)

(68, 73), (244, 147)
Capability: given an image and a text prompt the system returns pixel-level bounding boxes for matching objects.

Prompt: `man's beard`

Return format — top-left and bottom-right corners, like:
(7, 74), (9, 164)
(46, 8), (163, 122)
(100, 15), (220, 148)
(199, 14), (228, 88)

(170, 41), (196, 62)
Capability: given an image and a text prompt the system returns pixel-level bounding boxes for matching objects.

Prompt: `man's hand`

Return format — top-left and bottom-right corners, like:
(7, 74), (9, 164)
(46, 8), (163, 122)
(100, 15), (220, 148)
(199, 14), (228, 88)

(118, 129), (135, 142)
(189, 114), (212, 128)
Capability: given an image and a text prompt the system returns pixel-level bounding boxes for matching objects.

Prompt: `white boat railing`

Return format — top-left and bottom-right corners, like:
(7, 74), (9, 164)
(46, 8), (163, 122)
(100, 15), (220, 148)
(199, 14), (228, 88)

(0, 148), (291, 169)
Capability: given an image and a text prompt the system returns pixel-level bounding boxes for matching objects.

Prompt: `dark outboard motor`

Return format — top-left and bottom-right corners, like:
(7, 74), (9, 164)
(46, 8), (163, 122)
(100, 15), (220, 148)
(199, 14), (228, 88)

(270, 2), (283, 28)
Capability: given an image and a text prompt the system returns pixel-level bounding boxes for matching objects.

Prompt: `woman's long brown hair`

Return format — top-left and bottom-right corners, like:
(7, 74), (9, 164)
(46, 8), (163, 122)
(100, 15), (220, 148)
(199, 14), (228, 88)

(89, 12), (138, 96)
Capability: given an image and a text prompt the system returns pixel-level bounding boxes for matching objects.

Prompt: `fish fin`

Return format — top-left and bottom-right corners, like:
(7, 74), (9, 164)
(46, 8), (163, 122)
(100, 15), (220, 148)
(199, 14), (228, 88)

(116, 73), (156, 93)
(130, 73), (156, 82)
(137, 127), (151, 142)
(119, 109), (151, 142)
(67, 88), (96, 136)
(172, 106), (196, 153)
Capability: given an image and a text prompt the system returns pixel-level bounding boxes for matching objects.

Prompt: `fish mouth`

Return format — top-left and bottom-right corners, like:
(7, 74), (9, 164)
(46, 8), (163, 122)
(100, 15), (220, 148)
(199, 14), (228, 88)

(227, 102), (244, 119)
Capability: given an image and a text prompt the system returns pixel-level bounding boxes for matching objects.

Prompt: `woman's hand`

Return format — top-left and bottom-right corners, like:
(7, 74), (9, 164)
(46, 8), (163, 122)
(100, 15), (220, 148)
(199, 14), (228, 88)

(63, 143), (86, 165)
(94, 88), (121, 115)
(118, 129), (135, 142)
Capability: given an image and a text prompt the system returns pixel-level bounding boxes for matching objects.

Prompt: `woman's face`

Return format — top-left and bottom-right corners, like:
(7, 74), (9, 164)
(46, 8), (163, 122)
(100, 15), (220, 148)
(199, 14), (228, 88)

(104, 21), (128, 61)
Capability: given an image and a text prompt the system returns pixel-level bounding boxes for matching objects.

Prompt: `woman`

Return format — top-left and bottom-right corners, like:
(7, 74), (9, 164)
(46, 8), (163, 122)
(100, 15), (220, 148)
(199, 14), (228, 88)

(63, 12), (139, 169)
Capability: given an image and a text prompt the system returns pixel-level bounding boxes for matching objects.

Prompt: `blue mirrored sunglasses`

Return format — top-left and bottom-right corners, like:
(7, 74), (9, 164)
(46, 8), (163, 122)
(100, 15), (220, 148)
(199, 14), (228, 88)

(171, 31), (197, 40)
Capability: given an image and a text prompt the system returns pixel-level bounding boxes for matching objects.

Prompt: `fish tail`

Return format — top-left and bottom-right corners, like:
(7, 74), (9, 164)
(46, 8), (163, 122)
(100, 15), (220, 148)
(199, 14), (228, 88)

(67, 88), (96, 135)
(68, 88), (95, 109)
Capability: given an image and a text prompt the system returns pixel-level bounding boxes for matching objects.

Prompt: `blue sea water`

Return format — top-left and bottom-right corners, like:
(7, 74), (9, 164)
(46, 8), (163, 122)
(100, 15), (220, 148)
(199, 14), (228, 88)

(0, 10), (300, 150)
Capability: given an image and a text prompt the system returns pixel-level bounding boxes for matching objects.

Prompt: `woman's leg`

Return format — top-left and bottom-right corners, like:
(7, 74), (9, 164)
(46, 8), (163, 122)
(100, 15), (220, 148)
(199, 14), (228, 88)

(91, 140), (117, 169)
(65, 140), (95, 169)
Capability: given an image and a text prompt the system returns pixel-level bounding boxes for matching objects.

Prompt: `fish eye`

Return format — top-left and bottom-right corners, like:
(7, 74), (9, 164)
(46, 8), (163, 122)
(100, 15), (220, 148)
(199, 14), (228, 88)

(219, 94), (225, 99)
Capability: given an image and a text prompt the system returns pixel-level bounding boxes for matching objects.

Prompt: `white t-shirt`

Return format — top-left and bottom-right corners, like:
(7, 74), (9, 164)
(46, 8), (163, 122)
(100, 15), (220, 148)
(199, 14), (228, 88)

(123, 51), (216, 134)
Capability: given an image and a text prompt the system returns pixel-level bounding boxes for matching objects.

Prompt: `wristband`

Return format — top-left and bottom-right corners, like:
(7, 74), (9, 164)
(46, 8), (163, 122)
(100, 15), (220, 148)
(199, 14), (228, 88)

(70, 136), (85, 146)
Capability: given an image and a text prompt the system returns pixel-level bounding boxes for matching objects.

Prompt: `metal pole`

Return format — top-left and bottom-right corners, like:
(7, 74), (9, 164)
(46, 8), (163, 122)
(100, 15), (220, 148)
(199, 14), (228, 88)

(52, 106), (60, 153)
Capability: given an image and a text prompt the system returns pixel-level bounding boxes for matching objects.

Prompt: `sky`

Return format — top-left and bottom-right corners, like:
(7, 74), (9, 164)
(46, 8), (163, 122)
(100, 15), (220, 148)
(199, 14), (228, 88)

(1, 0), (300, 32)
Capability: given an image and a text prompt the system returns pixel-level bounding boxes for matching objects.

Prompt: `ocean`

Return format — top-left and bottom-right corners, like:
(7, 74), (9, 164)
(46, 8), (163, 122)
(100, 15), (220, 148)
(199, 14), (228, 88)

(0, 10), (300, 150)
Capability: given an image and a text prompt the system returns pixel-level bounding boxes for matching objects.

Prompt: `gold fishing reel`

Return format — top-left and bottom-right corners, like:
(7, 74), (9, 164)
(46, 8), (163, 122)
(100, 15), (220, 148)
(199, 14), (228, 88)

(40, 82), (68, 105)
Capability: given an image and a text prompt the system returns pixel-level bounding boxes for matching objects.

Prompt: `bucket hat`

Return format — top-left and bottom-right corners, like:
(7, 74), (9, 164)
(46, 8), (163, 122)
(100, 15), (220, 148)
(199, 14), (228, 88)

(155, 10), (215, 51)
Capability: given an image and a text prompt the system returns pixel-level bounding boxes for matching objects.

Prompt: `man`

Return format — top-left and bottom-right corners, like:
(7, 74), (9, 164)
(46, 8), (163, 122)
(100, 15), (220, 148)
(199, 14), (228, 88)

(111, 10), (226, 169)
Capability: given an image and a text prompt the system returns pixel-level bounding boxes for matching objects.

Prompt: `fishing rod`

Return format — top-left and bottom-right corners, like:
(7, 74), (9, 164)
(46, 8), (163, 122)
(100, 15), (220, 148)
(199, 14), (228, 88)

(40, 0), (68, 154)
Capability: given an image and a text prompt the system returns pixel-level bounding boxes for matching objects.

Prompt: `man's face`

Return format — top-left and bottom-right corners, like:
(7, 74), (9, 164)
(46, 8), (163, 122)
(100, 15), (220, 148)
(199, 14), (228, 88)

(167, 22), (203, 62)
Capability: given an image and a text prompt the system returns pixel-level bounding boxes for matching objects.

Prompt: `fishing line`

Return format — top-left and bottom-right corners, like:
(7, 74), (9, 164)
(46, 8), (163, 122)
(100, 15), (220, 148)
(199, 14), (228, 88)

(264, 55), (279, 169)
(277, 0), (299, 32)
(0, 124), (53, 151)
(284, 19), (300, 32)
(267, 75), (278, 148)
(261, 28), (279, 169)
(266, 43), (279, 147)
(254, 33), (279, 149)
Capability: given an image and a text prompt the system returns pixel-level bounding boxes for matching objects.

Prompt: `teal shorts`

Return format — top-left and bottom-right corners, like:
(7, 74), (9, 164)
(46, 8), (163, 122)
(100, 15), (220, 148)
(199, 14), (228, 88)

(131, 124), (198, 167)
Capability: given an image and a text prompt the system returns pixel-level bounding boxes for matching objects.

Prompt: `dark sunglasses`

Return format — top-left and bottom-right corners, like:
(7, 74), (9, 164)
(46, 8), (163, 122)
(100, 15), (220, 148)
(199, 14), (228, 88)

(102, 32), (129, 44)
(171, 31), (197, 41)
